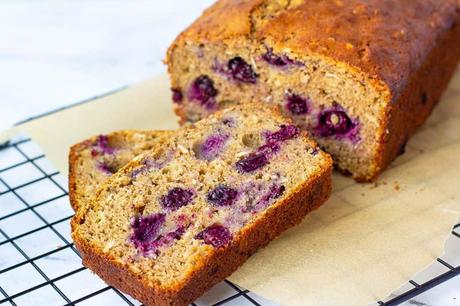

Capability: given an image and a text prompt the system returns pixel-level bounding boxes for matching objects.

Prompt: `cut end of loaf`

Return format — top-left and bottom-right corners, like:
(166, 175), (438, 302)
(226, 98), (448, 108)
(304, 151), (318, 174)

(167, 39), (388, 181)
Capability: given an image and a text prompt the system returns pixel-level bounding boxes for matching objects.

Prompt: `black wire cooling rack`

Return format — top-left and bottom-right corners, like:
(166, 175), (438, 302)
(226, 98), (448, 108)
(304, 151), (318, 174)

(0, 136), (275, 306)
(0, 136), (458, 306)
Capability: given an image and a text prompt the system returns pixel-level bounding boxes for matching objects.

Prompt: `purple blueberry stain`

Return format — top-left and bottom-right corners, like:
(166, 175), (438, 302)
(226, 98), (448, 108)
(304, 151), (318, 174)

(130, 213), (187, 256)
(97, 162), (116, 175)
(227, 57), (258, 84)
(262, 48), (297, 67)
(171, 88), (183, 104)
(318, 110), (353, 136)
(145, 226), (186, 256)
(130, 150), (175, 179)
(236, 152), (270, 173)
(257, 141), (281, 156)
(315, 104), (360, 142)
(265, 125), (300, 143)
(188, 75), (218, 109)
(161, 187), (195, 211)
(130, 213), (166, 249)
(207, 185), (238, 207)
(197, 134), (229, 160)
(236, 125), (299, 173)
(195, 224), (232, 248)
(91, 135), (116, 156)
(286, 93), (310, 115)
(255, 184), (285, 210)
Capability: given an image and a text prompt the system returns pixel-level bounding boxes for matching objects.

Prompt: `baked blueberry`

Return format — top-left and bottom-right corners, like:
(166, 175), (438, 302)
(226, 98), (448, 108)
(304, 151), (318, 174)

(265, 125), (300, 142)
(207, 185), (238, 207)
(130, 213), (166, 246)
(161, 187), (195, 211)
(286, 93), (310, 115)
(236, 152), (269, 173)
(317, 110), (355, 136)
(171, 88), (183, 104)
(188, 75), (218, 108)
(262, 48), (296, 67)
(195, 224), (232, 248)
(198, 134), (229, 160)
(228, 57), (258, 84)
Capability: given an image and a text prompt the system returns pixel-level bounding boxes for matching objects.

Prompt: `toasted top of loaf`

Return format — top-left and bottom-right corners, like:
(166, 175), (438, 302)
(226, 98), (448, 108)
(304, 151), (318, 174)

(168, 0), (460, 97)
(72, 104), (332, 291)
(69, 130), (172, 212)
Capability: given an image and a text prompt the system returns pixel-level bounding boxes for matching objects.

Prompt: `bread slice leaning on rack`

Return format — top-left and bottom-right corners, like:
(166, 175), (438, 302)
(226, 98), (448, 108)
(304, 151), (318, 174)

(71, 104), (332, 306)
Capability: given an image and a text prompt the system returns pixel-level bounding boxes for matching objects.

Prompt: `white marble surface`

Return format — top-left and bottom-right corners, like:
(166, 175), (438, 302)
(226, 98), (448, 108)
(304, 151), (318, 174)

(0, 0), (214, 130)
(0, 1), (458, 305)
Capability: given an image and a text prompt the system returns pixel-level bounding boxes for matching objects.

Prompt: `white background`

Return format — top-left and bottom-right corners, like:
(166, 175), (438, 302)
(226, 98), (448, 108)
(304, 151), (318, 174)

(0, 1), (459, 305)
(0, 0), (214, 130)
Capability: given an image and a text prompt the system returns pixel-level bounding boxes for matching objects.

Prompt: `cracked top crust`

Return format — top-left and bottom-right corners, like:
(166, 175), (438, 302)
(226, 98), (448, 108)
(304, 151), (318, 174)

(169, 0), (460, 100)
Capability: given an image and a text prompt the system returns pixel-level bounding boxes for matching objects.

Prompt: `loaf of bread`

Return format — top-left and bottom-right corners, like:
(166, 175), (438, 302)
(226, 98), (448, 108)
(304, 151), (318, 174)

(69, 130), (171, 211)
(166, 0), (460, 181)
(71, 104), (332, 306)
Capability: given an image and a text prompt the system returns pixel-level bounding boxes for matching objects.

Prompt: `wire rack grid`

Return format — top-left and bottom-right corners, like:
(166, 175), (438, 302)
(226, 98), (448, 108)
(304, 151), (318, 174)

(0, 137), (277, 306)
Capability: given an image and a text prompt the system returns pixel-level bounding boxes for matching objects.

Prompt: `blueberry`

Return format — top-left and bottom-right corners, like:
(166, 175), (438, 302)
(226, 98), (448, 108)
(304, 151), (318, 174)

(97, 162), (116, 175)
(262, 48), (294, 67)
(198, 134), (229, 160)
(130, 213), (166, 246)
(131, 214), (187, 256)
(171, 88), (183, 104)
(265, 125), (300, 143)
(257, 141), (281, 156)
(286, 93), (309, 115)
(93, 135), (115, 155)
(161, 187), (194, 211)
(195, 224), (232, 248)
(207, 185), (238, 207)
(148, 226), (186, 254)
(96, 135), (109, 148)
(228, 57), (258, 84)
(317, 110), (354, 136)
(188, 75), (218, 108)
(236, 152), (269, 173)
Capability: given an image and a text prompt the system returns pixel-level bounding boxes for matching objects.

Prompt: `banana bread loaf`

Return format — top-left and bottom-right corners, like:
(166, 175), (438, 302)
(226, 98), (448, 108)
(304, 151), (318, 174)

(72, 104), (332, 306)
(69, 130), (171, 212)
(166, 0), (460, 181)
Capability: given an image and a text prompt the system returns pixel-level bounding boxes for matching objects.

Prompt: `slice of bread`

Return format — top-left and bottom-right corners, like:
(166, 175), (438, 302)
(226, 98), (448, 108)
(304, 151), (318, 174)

(69, 130), (172, 212)
(71, 104), (332, 306)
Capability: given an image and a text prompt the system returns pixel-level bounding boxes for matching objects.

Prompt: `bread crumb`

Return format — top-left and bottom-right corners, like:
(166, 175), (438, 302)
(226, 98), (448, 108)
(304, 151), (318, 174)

(394, 181), (400, 191)
(236, 151), (251, 158)
(177, 145), (188, 154)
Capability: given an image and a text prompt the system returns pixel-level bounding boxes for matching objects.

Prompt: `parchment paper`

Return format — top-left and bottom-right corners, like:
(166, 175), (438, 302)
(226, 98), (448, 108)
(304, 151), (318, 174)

(2, 68), (459, 306)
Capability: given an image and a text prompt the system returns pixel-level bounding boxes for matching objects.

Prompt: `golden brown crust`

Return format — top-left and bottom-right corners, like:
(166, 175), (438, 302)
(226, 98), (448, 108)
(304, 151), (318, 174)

(169, 0), (459, 94)
(73, 160), (332, 306)
(373, 16), (460, 181)
(68, 139), (92, 211)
